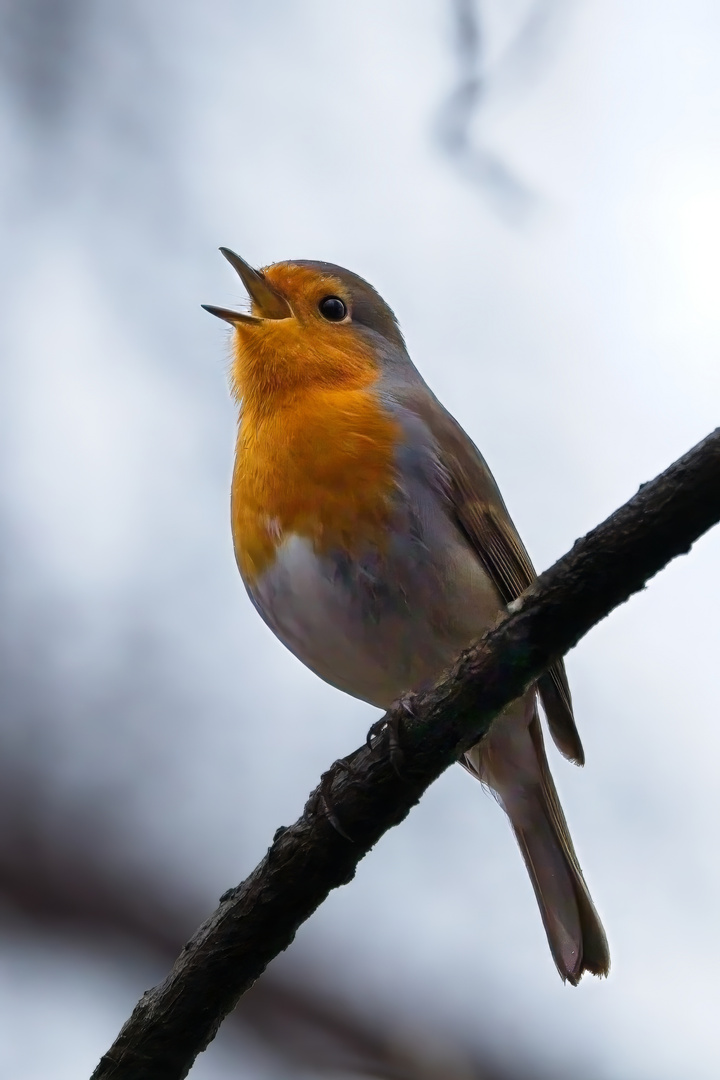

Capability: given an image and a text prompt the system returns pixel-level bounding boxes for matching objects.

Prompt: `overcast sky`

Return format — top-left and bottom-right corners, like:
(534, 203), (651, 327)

(1, 2), (720, 1077)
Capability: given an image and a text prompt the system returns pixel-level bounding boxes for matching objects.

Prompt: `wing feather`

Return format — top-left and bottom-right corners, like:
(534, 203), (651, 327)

(400, 387), (584, 764)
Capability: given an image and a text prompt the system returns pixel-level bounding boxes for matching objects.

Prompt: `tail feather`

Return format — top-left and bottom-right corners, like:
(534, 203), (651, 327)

(465, 701), (610, 984)
(526, 713), (610, 981)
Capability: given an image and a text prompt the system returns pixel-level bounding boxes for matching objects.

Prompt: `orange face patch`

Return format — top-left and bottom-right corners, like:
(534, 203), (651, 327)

(229, 264), (373, 408)
(228, 263), (401, 582)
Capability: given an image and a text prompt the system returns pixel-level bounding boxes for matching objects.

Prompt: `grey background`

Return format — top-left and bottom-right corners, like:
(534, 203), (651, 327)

(1, 1), (718, 1076)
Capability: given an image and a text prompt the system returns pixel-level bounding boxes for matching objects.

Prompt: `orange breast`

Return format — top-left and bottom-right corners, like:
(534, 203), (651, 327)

(231, 384), (400, 583)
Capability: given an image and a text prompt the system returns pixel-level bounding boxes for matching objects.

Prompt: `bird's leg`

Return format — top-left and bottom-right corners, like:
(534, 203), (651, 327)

(366, 693), (416, 779)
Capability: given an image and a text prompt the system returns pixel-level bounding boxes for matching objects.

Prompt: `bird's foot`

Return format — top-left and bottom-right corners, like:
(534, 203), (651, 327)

(366, 693), (415, 779)
(311, 754), (361, 843)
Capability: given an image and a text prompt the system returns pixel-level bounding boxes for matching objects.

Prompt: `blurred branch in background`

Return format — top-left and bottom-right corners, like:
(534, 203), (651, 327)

(437, 0), (568, 220)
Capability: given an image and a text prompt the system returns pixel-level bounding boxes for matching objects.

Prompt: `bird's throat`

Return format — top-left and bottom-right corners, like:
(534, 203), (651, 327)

(231, 386), (400, 583)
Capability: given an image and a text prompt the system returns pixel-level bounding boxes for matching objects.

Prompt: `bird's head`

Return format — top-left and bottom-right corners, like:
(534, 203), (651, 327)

(203, 249), (405, 407)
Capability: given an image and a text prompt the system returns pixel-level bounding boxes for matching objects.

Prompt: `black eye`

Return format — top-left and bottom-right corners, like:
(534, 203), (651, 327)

(318, 296), (347, 322)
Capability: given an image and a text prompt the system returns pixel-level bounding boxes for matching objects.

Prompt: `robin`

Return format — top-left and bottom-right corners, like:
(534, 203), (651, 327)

(203, 249), (610, 985)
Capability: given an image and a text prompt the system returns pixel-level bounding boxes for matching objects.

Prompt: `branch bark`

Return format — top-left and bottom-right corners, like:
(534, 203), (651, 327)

(93, 428), (720, 1080)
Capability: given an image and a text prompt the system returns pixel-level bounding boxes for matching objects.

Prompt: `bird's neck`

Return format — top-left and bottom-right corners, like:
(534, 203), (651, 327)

(231, 385), (399, 583)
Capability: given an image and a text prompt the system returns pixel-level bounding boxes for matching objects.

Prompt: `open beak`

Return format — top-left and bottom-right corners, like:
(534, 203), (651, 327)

(202, 248), (292, 325)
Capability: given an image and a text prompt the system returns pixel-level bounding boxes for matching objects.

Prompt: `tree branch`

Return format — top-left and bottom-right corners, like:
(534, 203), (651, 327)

(0, 763), (532, 1080)
(93, 428), (720, 1080)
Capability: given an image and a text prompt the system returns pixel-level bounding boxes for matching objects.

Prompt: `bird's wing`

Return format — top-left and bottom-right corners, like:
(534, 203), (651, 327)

(401, 386), (584, 765)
